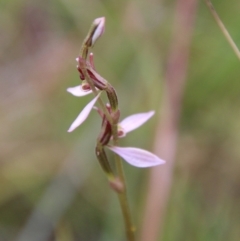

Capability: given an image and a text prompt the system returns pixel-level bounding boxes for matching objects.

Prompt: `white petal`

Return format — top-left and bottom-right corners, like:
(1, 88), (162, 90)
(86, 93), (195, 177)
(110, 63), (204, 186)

(108, 146), (165, 168)
(92, 17), (105, 45)
(68, 93), (101, 132)
(67, 85), (92, 97)
(119, 111), (155, 134)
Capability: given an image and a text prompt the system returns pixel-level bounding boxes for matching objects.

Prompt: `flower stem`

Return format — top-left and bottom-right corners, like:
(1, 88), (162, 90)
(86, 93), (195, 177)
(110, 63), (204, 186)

(81, 55), (135, 241)
(204, 0), (240, 60)
(112, 124), (136, 241)
(80, 62), (113, 125)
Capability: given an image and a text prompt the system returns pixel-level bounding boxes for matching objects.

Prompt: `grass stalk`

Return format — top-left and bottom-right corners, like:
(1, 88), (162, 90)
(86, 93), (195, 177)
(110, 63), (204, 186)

(204, 0), (240, 60)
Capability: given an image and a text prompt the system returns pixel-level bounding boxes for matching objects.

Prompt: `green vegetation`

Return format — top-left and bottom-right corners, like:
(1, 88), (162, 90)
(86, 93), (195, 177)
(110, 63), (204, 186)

(0, 0), (240, 240)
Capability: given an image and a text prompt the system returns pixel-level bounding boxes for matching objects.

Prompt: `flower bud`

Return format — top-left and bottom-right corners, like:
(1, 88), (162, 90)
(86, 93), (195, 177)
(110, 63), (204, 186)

(80, 17), (105, 58)
(91, 17), (105, 46)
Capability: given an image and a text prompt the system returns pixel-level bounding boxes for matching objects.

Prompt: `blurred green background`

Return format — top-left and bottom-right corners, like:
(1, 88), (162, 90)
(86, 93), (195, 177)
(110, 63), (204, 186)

(1, 0), (240, 240)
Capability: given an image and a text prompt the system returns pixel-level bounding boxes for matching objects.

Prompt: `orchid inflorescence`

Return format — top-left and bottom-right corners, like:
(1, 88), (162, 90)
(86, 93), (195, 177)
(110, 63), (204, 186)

(67, 17), (165, 183)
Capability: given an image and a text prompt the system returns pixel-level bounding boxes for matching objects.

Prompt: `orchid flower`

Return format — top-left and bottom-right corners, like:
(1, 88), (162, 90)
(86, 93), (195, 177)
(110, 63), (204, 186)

(67, 101), (165, 167)
(67, 95), (155, 137)
(107, 111), (165, 167)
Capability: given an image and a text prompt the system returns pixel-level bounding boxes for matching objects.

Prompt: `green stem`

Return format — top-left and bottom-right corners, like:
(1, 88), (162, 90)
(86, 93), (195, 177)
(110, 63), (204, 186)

(204, 0), (240, 60)
(112, 124), (136, 241)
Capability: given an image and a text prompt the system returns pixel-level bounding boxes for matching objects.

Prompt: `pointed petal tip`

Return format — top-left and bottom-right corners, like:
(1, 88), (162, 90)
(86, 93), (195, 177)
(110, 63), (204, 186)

(149, 110), (155, 115)
(119, 110), (156, 135)
(67, 92), (101, 132)
(94, 17), (105, 25)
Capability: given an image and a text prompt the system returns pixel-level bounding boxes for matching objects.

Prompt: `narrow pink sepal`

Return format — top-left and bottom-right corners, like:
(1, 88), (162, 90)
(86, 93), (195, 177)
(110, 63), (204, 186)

(68, 93), (101, 132)
(67, 85), (92, 97)
(119, 111), (155, 135)
(92, 17), (105, 45)
(108, 146), (165, 168)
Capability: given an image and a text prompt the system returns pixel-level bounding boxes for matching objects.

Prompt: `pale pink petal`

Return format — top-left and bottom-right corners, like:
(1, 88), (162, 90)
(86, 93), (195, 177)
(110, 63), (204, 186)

(68, 93), (101, 132)
(67, 85), (92, 97)
(108, 146), (165, 168)
(119, 111), (155, 135)
(92, 17), (105, 45)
